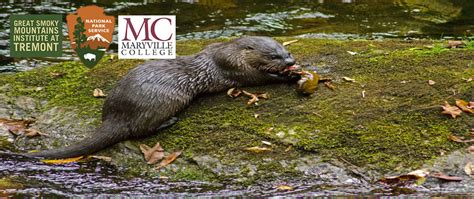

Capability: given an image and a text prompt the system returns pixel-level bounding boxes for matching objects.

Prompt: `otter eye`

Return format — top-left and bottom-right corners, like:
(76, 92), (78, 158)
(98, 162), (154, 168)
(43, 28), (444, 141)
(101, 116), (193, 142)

(270, 55), (282, 60)
(246, 46), (254, 50)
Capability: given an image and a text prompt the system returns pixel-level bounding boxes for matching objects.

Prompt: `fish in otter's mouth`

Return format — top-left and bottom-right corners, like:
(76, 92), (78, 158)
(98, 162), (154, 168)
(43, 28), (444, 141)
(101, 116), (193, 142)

(265, 65), (301, 78)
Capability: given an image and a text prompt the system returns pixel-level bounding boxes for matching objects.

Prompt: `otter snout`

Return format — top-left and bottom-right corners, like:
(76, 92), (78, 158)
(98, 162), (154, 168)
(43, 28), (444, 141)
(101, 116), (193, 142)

(284, 55), (296, 66)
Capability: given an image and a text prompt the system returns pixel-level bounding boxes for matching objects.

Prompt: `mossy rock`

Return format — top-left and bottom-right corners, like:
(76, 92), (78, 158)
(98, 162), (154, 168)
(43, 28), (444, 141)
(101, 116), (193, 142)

(0, 38), (472, 185)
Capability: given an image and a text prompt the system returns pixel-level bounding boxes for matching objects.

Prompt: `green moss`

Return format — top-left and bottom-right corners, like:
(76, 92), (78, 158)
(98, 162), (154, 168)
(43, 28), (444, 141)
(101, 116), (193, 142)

(0, 177), (23, 189)
(1, 38), (472, 181)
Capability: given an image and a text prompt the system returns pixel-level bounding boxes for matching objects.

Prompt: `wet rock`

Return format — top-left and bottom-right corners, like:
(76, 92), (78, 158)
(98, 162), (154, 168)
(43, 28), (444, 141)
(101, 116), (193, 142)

(294, 156), (363, 185)
(15, 96), (37, 112)
(0, 55), (13, 65)
(422, 150), (474, 192)
(9, 96), (37, 121)
(192, 155), (224, 175)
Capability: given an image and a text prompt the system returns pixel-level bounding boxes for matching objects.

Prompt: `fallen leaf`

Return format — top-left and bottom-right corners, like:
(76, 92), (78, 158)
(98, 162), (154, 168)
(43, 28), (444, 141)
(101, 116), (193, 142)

(41, 156), (84, 164)
(407, 169), (430, 178)
(0, 118), (35, 136)
(261, 141), (272, 146)
(431, 172), (462, 181)
(448, 135), (474, 143)
(441, 101), (462, 118)
(342, 76), (356, 82)
(319, 77), (332, 82)
(285, 145), (292, 152)
(93, 88), (106, 98)
(227, 88), (242, 98)
(468, 146), (474, 154)
(448, 135), (464, 143)
(324, 82), (335, 90)
(462, 77), (473, 82)
(157, 151), (182, 169)
(276, 185), (294, 191)
(456, 99), (474, 114)
(50, 72), (65, 78)
(24, 129), (48, 137)
(140, 142), (165, 164)
(447, 40), (465, 48)
(468, 102), (474, 109)
(464, 162), (474, 178)
(242, 90), (259, 105)
(282, 40), (298, 46)
(361, 90), (366, 98)
(428, 80), (436, 85)
(256, 92), (268, 99)
(247, 95), (259, 105)
(379, 169), (429, 186)
(89, 155), (112, 162)
(347, 51), (358, 55)
(244, 146), (271, 153)
(254, 114), (260, 119)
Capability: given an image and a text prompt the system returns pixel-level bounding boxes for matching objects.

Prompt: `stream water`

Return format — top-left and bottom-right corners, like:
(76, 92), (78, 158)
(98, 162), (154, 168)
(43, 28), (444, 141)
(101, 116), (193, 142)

(1, 0), (474, 197)
(0, 0), (473, 72)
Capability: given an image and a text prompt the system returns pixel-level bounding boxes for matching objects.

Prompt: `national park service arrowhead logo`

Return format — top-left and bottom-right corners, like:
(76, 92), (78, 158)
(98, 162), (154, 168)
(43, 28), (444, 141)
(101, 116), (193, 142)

(67, 5), (114, 68)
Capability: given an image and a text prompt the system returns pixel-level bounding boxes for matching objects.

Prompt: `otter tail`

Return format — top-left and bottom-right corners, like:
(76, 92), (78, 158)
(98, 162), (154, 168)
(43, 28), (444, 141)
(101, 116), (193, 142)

(26, 124), (125, 159)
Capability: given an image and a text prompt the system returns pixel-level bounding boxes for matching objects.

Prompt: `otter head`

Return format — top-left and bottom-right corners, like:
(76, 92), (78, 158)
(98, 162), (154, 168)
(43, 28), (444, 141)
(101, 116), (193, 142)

(213, 36), (296, 83)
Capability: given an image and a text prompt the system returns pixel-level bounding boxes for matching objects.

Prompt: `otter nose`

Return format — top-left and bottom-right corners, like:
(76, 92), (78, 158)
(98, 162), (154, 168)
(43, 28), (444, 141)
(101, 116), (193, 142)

(284, 57), (296, 66)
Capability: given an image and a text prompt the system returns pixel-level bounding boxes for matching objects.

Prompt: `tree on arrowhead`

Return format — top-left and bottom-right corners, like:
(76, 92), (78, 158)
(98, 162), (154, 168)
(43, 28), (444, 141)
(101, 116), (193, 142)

(74, 17), (87, 49)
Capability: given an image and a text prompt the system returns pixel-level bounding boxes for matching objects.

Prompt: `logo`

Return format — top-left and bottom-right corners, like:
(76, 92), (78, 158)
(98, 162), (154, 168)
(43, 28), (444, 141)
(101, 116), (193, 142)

(118, 15), (176, 59)
(67, 5), (114, 68)
(10, 15), (62, 57)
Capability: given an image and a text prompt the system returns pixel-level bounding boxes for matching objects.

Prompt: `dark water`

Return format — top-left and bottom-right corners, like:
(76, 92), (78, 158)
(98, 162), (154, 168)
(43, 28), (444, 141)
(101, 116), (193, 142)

(0, 0), (473, 72)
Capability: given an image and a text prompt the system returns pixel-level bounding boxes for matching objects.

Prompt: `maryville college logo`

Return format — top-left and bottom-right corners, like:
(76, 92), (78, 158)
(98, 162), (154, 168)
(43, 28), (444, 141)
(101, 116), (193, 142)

(67, 5), (115, 68)
(118, 15), (176, 59)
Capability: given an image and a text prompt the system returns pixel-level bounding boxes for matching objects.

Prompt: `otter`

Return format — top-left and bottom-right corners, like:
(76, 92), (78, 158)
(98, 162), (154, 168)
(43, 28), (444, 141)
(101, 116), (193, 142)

(28, 36), (296, 159)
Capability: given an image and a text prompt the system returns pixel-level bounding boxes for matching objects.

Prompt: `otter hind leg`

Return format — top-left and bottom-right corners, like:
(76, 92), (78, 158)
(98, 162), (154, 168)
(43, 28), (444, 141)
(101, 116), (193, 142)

(157, 117), (178, 130)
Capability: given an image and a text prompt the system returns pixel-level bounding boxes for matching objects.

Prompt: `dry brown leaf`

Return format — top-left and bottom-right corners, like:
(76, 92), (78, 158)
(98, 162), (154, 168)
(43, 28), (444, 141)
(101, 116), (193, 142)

(441, 101), (462, 118)
(448, 135), (474, 143)
(464, 162), (474, 178)
(41, 156), (84, 164)
(468, 102), (474, 109)
(157, 151), (182, 169)
(140, 142), (165, 164)
(254, 114), (260, 119)
(447, 40), (465, 48)
(50, 72), (65, 78)
(0, 118), (35, 136)
(285, 145), (292, 152)
(24, 129), (48, 137)
(227, 88), (242, 98)
(276, 185), (294, 191)
(282, 40), (298, 46)
(342, 76), (356, 82)
(319, 77), (332, 82)
(467, 146), (474, 154)
(428, 80), (436, 85)
(448, 135), (464, 143)
(456, 99), (474, 114)
(379, 169), (428, 186)
(431, 172), (462, 181)
(256, 92), (268, 99)
(89, 155), (112, 162)
(261, 141), (272, 146)
(324, 82), (335, 90)
(244, 146), (271, 153)
(93, 88), (107, 98)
